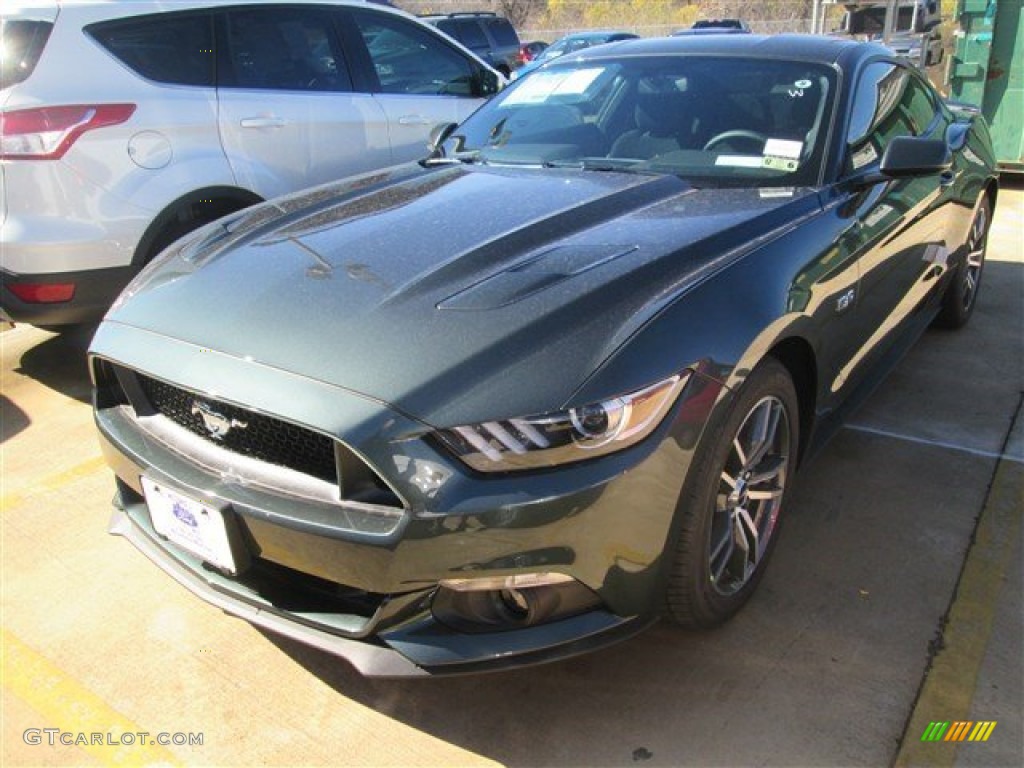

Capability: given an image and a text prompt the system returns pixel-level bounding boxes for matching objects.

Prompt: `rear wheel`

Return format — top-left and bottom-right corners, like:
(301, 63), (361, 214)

(138, 192), (262, 267)
(935, 196), (990, 329)
(664, 358), (799, 628)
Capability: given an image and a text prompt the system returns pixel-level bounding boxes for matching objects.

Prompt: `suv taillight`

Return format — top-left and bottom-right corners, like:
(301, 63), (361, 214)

(7, 283), (76, 303)
(0, 104), (135, 160)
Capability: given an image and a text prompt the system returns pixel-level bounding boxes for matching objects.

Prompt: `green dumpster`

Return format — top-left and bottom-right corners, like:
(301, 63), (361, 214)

(948, 0), (1023, 172)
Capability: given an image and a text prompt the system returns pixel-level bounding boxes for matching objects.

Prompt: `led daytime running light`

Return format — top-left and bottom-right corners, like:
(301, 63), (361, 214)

(439, 372), (690, 472)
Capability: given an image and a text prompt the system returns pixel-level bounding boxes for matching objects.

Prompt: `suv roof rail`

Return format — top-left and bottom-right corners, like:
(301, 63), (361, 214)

(426, 11), (498, 19)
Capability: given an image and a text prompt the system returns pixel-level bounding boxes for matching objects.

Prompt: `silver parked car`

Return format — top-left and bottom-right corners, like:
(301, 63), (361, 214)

(1, 0), (500, 326)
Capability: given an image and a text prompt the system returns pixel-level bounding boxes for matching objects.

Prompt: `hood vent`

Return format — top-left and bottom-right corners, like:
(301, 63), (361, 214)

(438, 244), (639, 311)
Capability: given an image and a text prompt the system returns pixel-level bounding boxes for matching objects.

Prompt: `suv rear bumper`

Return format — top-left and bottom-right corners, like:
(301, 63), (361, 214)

(1, 266), (135, 325)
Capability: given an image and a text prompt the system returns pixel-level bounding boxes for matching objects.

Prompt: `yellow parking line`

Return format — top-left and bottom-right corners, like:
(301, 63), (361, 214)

(894, 457), (1023, 766)
(0, 455), (108, 512)
(2, 630), (181, 766)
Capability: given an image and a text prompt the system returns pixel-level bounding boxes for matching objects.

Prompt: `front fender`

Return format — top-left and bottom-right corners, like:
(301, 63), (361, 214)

(573, 200), (853, 418)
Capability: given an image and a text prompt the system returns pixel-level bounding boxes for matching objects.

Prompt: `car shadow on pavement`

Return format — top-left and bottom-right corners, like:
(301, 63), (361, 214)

(0, 394), (30, 442)
(264, 624), (722, 767)
(13, 324), (97, 405)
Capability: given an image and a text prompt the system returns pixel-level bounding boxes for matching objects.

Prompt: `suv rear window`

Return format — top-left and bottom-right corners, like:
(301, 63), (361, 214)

(486, 18), (519, 47)
(87, 12), (214, 87)
(454, 19), (488, 49)
(1, 20), (53, 89)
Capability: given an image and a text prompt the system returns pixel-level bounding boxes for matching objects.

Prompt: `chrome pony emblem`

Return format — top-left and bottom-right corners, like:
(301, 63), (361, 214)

(191, 400), (248, 440)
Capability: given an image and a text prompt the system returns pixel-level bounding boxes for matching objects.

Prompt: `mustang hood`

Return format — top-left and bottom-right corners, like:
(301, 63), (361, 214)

(105, 165), (820, 426)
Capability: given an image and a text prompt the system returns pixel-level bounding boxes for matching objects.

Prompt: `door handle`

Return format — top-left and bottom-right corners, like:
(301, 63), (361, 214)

(940, 170), (955, 187)
(397, 115), (431, 126)
(240, 117), (288, 129)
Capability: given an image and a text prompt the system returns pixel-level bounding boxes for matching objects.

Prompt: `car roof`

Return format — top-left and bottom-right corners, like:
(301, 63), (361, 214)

(420, 12), (505, 20)
(693, 18), (746, 28)
(572, 33), (885, 66)
(43, 0), (383, 10)
(673, 28), (751, 35)
(558, 30), (635, 40)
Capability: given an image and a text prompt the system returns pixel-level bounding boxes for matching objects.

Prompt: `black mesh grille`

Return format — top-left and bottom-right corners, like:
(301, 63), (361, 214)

(138, 375), (338, 484)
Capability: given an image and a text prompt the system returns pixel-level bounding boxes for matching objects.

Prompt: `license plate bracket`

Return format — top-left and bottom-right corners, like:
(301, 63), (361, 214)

(141, 477), (241, 574)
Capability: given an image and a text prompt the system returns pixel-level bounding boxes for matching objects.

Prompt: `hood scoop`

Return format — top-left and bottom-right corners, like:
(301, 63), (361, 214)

(438, 244), (639, 311)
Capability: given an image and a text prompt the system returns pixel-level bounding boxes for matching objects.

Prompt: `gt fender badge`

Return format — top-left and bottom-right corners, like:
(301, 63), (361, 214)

(836, 287), (856, 314)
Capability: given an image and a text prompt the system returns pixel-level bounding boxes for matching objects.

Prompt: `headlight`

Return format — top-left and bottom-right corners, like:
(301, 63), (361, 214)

(437, 372), (690, 472)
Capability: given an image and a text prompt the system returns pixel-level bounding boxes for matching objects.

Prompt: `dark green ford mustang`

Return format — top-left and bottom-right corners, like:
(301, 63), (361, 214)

(90, 35), (998, 675)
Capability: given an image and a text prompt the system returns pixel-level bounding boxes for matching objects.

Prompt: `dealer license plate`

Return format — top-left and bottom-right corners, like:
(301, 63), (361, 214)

(141, 477), (237, 573)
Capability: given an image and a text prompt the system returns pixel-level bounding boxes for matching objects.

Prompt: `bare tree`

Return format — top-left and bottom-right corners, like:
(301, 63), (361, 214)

(492, 0), (541, 29)
(392, 0), (545, 27)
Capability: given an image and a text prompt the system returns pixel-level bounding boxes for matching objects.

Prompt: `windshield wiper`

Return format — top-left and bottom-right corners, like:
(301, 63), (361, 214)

(543, 157), (650, 172)
(421, 150), (485, 167)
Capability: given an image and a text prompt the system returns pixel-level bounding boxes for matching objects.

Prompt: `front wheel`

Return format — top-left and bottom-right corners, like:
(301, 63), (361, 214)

(664, 358), (799, 628)
(934, 196), (990, 329)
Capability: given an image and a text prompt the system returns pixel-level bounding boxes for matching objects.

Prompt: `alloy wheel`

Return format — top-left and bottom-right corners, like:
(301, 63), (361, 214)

(708, 395), (791, 596)
(962, 203), (988, 312)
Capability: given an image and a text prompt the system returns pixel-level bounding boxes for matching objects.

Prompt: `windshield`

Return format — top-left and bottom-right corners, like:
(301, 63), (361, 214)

(539, 35), (610, 61)
(443, 54), (836, 187)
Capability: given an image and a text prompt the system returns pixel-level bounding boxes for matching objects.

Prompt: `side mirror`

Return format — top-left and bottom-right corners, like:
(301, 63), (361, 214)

(846, 136), (952, 188)
(474, 67), (502, 98)
(879, 136), (952, 177)
(427, 122), (459, 156)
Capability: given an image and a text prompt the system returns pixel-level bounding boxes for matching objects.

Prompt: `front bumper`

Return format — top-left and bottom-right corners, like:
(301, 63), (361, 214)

(91, 322), (725, 675)
(108, 502), (650, 676)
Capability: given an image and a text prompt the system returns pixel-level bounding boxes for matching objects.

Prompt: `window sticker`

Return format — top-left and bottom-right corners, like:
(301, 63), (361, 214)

(503, 68), (605, 105)
(795, 79), (813, 89)
(763, 156), (799, 172)
(715, 155), (763, 168)
(760, 187), (795, 198)
(851, 143), (879, 169)
(864, 203), (894, 228)
(558, 68), (604, 93)
(764, 138), (803, 159)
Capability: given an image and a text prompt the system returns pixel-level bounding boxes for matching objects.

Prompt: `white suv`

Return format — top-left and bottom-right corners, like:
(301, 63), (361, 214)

(1, 0), (500, 326)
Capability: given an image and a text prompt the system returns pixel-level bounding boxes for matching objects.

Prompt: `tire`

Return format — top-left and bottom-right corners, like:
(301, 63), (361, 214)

(664, 357), (799, 628)
(144, 217), (208, 265)
(934, 196), (990, 330)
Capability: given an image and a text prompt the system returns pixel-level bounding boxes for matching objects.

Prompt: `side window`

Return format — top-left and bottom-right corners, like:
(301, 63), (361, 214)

(845, 62), (935, 173)
(435, 20), (458, 39)
(350, 11), (477, 97)
(2, 20), (54, 88)
(222, 7), (352, 92)
(902, 76), (938, 133)
(88, 12), (213, 86)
